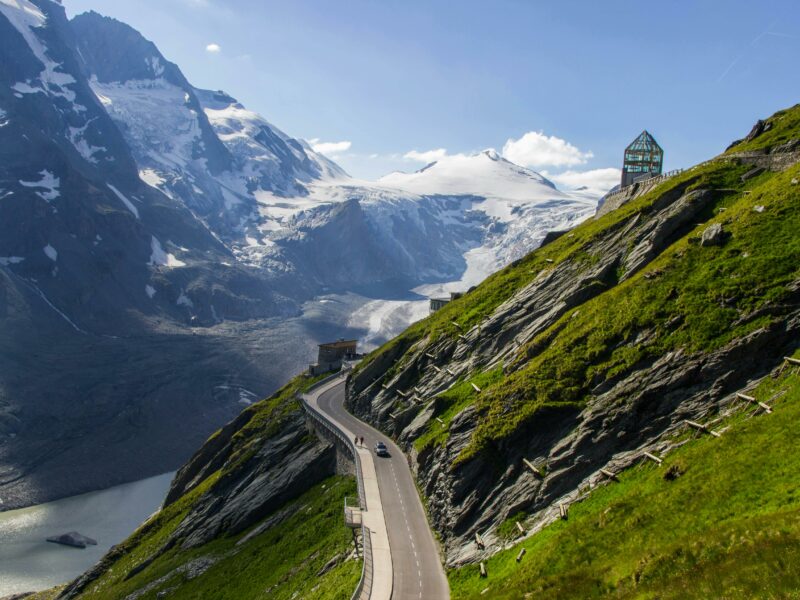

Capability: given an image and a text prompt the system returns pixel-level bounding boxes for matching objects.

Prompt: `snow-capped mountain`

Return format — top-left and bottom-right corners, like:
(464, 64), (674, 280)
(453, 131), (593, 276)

(71, 10), (347, 243)
(379, 149), (561, 201)
(0, 0), (598, 508)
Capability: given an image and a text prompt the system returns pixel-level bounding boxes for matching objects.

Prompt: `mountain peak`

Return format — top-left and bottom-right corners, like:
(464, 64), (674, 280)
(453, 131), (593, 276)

(378, 150), (561, 201)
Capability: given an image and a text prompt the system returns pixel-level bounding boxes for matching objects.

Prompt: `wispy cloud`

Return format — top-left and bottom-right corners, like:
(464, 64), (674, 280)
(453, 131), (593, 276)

(206, 43), (221, 53)
(309, 138), (352, 156)
(502, 131), (593, 169)
(716, 19), (779, 83)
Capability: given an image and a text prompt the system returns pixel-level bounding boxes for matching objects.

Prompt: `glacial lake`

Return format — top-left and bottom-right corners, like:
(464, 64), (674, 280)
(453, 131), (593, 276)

(0, 472), (173, 595)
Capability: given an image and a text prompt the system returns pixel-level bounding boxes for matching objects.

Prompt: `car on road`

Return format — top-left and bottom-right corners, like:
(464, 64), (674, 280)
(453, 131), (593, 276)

(374, 441), (390, 457)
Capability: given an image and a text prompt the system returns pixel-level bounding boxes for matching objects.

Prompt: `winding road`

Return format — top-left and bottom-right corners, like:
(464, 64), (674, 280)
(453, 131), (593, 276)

(305, 377), (450, 600)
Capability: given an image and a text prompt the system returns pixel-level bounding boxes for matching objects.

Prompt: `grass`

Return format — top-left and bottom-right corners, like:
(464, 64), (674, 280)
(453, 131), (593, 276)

(75, 476), (360, 600)
(725, 103), (800, 154)
(413, 367), (504, 452)
(449, 356), (800, 599)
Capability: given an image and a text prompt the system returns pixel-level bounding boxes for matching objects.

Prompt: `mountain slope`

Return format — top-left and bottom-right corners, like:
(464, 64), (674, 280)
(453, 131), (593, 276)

(450, 357), (800, 598)
(47, 105), (800, 600)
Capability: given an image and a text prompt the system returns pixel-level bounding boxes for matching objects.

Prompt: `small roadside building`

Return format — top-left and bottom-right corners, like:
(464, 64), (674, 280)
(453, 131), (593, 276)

(309, 339), (358, 375)
(621, 130), (663, 188)
(429, 291), (464, 314)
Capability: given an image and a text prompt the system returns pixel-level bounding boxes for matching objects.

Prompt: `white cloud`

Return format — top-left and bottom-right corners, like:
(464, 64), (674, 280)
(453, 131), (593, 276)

(205, 43), (221, 53)
(403, 148), (449, 163)
(543, 167), (621, 195)
(502, 131), (593, 168)
(309, 138), (352, 156)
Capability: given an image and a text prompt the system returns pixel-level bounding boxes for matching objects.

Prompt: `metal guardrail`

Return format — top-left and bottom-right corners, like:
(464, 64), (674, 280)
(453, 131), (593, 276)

(299, 374), (372, 600)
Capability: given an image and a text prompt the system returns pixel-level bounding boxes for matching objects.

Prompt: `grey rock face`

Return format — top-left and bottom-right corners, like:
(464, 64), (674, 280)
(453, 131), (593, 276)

(700, 222), (725, 247)
(347, 179), (800, 566)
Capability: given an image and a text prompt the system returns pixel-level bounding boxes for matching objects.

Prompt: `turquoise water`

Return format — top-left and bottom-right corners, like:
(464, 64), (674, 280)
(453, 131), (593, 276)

(0, 472), (173, 595)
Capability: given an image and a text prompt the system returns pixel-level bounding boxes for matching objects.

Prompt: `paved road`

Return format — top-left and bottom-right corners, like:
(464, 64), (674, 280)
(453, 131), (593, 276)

(316, 380), (450, 600)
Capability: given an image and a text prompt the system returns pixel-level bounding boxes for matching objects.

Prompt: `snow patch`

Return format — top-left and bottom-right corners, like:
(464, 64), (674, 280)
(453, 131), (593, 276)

(0, 256), (25, 266)
(12, 81), (45, 95)
(139, 169), (166, 188)
(107, 184), (139, 218)
(149, 236), (186, 268)
(20, 170), (60, 201)
(145, 284), (156, 298)
(0, 0), (78, 103)
(176, 292), (193, 308)
(43, 244), (57, 261)
(68, 122), (105, 163)
(146, 56), (165, 77)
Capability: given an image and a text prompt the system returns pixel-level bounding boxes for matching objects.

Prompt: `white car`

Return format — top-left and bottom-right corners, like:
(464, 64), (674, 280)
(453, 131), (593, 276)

(374, 441), (389, 457)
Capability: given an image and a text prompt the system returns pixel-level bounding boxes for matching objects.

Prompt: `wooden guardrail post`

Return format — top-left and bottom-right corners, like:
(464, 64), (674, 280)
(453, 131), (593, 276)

(685, 420), (722, 437)
(475, 532), (485, 549)
(643, 452), (663, 465)
(515, 521), (525, 535)
(737, 392), (772, 413)
(559, 502), (568, 520)
(600, 469), (618, 481)
(479, 562), (487, 578)
(516, 548), (526, 563)
(522, 458), (543, 477)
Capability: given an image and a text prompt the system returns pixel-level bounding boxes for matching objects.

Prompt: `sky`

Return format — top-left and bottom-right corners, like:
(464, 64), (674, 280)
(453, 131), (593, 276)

(64, 0), (799, 190)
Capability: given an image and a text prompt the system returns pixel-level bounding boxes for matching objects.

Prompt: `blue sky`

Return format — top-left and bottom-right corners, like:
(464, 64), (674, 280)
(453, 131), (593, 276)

(65, 0), (799, 188)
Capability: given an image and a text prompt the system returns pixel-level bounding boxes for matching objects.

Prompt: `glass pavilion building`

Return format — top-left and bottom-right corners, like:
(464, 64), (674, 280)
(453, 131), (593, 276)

(621, 130), (663, 187)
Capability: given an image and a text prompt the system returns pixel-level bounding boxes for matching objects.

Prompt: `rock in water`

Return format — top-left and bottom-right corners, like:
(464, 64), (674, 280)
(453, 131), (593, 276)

(46, 531), (98, 549)
(700, 223), (725, 247)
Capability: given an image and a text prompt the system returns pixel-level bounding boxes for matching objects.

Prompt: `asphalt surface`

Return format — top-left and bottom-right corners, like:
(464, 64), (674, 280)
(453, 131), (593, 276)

(317, 381), (450, 600)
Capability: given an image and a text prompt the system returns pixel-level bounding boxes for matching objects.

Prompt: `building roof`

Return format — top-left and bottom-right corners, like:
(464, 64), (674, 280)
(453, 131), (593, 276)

(626, 130), (662, 153)
(318, 339), (358, 349)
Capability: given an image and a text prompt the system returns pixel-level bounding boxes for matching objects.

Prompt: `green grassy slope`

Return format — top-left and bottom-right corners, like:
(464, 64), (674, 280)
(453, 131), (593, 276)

(59, 373), (361, 600)
(356, 105), (800, 466)
(449, 355), (800, 599)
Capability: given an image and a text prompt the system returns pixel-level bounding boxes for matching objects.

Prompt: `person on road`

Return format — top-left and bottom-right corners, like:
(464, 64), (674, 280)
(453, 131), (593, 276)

(354, 435), (359, 447)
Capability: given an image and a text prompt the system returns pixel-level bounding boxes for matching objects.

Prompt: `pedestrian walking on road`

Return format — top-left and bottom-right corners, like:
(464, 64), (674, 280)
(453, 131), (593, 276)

(360, 436), (365, 446)
(354, 435), (359, 447)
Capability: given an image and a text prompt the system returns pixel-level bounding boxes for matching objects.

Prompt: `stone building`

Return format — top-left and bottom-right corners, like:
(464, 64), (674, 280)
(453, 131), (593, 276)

(429, 291), (464, 313)
(309, 339), (358, 375)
